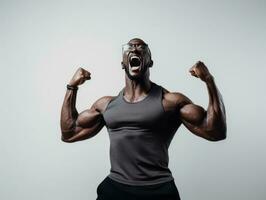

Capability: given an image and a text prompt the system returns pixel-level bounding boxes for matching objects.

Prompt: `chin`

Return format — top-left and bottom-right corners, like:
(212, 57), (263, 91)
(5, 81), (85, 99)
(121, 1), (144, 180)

(127, 73), (143, 80)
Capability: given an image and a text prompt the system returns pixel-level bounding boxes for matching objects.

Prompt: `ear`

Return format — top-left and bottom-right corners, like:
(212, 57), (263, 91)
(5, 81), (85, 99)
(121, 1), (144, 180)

(121, 61), (125, 69)
(149, 60), (153, 68)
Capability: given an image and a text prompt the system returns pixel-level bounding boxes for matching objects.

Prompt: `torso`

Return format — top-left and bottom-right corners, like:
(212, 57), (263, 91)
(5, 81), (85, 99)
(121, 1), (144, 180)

(101, 82), (181, 185)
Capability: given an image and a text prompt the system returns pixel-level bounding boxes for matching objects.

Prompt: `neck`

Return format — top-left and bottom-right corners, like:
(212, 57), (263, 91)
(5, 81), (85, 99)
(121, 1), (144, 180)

(124, 73), (152, 103)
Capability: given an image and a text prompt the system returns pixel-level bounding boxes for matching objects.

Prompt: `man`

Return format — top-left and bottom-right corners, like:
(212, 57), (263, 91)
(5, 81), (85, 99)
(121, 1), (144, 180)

(60, 38), (227, 200)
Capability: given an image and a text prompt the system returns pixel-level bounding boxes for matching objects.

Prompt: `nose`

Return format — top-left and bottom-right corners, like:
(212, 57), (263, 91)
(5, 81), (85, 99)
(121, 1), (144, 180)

(131, 46), (139, 53)
(132, 48), (138, 53)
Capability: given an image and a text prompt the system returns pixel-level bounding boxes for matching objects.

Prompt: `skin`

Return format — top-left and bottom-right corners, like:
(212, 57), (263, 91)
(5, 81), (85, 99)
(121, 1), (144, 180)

(60, 38), (226, 143)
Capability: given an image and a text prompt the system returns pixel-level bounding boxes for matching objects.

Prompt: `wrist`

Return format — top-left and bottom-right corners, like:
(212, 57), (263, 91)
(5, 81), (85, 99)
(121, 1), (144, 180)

(67, 84), (78, 90)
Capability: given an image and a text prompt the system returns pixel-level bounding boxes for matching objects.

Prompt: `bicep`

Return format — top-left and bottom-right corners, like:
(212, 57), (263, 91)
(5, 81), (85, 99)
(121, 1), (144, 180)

(76, 95), (112, 130)
(179, 103), (206, 125)
(62, 96), (114, 143)
(180, 103), (216, 140)
(170, 92), (206, 125)
(76, 107), (103, 128)
(64, 107), (105, 143)
(176, 94), (220, 141)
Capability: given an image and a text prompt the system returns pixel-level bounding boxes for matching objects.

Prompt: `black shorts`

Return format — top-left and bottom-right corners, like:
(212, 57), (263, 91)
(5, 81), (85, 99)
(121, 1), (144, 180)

(96, 176), (181, 200)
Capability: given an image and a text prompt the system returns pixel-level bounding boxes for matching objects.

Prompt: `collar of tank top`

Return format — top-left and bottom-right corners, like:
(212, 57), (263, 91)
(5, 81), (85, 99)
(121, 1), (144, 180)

(122, 82), (154, 103)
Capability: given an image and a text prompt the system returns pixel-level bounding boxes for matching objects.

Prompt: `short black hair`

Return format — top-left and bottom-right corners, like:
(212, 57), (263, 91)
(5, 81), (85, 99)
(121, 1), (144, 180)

(128, 38), (148, 46)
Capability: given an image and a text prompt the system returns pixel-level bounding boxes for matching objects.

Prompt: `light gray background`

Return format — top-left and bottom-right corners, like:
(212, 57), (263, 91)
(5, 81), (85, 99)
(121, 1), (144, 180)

(1, 0), (265, 199)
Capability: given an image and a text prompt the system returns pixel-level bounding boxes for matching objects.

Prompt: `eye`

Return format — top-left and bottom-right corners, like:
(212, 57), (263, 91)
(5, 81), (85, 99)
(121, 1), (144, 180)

(138, 45), (145, 50)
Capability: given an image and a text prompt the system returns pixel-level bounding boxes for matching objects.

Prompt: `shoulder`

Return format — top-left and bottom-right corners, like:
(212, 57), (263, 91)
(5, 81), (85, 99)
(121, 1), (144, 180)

(161, 86), (192, 112)
(91, 96), (115, 114)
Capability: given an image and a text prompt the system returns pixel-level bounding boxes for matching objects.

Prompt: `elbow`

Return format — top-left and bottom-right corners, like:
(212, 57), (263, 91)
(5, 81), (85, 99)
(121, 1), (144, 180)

(61, 137), (75, 143)
(60, 126), (77, 143)
(219, 125), (227, 140)
(61, 136), (70, 143)
(61, 137), (70, 143)
(211, 134), (226, 142)
(204, 123), (227, 141)
(208, 128), (227, 142)
(61, 134), (76, 143)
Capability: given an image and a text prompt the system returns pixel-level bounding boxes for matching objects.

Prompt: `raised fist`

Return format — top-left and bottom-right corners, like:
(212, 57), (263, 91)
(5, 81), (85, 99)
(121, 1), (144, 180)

(69, 67), (91, 86)
(189, 61), (213, 82)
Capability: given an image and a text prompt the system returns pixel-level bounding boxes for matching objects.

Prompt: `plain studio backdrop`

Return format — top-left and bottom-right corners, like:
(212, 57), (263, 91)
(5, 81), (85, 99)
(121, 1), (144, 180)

(1, 0), (265, 199)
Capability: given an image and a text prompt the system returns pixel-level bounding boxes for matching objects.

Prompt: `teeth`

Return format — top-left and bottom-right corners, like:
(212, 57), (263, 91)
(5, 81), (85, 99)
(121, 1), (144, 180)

(130, 56), (140, 61)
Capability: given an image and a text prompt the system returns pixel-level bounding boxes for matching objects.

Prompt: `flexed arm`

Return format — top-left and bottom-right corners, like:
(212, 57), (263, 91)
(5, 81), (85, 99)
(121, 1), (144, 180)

(60, 67), (108, 143)
(179, 61), (227, 141)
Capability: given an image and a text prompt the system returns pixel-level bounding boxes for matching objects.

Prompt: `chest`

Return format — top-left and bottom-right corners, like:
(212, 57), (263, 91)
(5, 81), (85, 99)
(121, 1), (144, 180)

(103, 100), (165, 130)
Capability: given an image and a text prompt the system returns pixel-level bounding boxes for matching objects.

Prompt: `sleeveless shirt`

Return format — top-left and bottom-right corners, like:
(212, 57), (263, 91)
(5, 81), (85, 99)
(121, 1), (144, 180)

(102, 81), (178, 186)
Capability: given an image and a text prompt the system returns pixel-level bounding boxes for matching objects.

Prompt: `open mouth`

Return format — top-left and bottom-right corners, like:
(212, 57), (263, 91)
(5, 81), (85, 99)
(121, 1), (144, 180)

(129, 56), (141, 72)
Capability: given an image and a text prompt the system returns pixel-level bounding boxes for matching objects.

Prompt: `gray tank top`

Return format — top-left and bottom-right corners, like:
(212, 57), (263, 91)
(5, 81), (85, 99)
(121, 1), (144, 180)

(102, 81), (178, 186)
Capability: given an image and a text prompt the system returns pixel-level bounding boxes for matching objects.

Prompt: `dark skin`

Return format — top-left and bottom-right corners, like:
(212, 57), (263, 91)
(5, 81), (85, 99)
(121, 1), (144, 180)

(60, 38), (226, 143)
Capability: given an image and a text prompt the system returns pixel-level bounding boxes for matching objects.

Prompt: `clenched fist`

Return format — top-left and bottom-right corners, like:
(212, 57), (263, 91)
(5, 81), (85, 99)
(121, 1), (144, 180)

(69, 67), (91, 86)
(189, 61), (213, 82)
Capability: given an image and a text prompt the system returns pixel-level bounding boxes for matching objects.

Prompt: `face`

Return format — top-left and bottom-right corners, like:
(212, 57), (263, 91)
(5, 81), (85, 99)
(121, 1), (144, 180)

(121, 38), (153, 80)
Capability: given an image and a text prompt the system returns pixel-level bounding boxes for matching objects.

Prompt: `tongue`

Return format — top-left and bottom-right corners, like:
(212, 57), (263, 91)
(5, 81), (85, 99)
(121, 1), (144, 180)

(130, 58), (141, 67)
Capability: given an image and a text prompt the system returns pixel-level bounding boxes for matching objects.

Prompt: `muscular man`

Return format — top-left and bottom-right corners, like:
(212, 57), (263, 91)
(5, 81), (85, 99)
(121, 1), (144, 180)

(60, 38), (227, 200)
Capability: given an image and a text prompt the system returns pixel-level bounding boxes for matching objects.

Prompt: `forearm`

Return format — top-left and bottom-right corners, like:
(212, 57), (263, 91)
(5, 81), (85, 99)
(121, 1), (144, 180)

(205, 76), (226, 137)
(60, 88), (79, 133)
